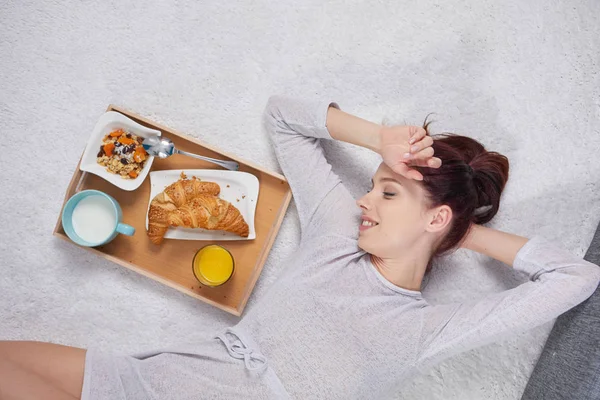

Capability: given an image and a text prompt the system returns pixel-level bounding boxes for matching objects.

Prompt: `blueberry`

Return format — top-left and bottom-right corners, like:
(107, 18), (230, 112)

(121, 158), (128, 165)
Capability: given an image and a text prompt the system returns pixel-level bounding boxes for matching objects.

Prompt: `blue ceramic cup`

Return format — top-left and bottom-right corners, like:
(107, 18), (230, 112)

(62, 189), (135, 247)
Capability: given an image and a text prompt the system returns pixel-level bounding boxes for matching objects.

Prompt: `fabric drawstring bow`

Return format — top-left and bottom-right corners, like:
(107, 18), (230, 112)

(217, 328), (268, 372)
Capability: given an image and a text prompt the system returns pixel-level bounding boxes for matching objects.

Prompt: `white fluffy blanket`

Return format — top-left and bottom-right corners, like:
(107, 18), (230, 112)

(1, 1), (599, 398)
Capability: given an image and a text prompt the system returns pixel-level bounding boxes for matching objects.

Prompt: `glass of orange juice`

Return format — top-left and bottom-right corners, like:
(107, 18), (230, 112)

(192, 245), (235, 287)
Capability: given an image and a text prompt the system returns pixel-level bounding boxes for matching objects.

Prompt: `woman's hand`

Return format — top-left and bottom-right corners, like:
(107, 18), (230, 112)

(379, 125), (442, 181)
(325, 107), (441, 180)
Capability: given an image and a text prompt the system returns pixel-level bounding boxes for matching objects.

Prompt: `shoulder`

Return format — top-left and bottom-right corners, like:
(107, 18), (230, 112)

(300, 232), (361, 261)
(304, 231), (359, 246)
(303, 182), (361, 240)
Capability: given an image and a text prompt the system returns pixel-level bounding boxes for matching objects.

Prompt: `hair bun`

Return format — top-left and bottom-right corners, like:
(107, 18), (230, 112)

(414, 128), (510, 262)
(469, 152), (509, 224)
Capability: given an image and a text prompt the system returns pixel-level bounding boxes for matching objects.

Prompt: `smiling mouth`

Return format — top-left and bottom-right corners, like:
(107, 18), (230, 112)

(359, 219), (379, 232)
(361, 220), (378, 227)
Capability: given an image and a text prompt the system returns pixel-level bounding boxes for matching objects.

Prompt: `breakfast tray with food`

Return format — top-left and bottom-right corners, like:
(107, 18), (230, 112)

(54, 105), (292, 316)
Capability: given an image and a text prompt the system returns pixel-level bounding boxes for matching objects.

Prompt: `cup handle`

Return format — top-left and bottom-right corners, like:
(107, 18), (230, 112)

(116, 223), (135, 236)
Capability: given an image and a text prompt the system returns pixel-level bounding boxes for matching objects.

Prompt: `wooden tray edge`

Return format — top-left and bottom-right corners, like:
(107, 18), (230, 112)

(53, 156), (85, 235)
(107, 104), (287, 182)
(53, 231), (242, 316)
(237, 190), (292, 312)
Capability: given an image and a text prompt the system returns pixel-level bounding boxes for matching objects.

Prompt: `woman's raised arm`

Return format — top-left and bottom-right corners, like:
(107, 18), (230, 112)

(461, 224), (529, 267)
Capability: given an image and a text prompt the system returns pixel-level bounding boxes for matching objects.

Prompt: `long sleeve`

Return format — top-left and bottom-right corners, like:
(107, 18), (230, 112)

(263, 96), (358, 241)
(417, 235), (600, 370)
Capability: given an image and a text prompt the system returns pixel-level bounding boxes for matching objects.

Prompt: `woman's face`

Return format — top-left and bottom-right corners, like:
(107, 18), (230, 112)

(356, 162), (434, 258)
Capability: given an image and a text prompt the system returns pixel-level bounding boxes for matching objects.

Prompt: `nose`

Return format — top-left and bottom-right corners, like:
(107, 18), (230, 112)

(356, 193), (371, 211)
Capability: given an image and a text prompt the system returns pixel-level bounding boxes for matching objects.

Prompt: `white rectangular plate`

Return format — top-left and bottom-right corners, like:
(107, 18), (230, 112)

(146, 169), (259, 241)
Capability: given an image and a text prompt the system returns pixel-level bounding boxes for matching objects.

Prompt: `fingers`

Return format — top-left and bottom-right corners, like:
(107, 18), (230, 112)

(409, 147), (434, 160)
(429, 157), (442, 168)
(390, 162), (424, 181)
(408, 127), (427, 145)
(409, 135), (433, 153)
(405, 132), (442, 168)
(389, 162), (409, 176)
(406, 169), (424, 181)
(409, 157), (442, 168)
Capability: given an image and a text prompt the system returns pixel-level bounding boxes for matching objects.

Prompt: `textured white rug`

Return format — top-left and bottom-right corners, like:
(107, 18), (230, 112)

(1, 1), (599, 399)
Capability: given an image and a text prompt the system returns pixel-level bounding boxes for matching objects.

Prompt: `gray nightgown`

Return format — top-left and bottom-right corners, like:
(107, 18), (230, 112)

(81, 96), (600, 400)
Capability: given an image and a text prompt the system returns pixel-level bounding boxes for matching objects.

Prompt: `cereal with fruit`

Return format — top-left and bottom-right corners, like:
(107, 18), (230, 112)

(96, 129), (148, 179)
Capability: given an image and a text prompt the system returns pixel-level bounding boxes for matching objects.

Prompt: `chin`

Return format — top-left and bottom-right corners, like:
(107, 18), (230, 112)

(357, 236), (374, 254)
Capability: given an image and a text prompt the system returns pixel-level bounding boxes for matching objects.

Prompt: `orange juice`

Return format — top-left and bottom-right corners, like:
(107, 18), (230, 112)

(192, 245), (234, 287)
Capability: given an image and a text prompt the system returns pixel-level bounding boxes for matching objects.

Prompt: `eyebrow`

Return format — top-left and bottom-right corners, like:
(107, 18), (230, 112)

(371, 177), (403, 186)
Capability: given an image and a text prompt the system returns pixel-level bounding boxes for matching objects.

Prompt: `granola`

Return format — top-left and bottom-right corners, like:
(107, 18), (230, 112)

(96, 128), (148, 179)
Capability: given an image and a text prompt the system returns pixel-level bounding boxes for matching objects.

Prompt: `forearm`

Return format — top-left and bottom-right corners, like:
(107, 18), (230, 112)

(462, 225), (529, 267)
(326, 107), (382, 153)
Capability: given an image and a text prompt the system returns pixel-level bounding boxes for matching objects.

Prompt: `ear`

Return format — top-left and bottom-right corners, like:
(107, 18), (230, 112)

(425, 205), (452, 233)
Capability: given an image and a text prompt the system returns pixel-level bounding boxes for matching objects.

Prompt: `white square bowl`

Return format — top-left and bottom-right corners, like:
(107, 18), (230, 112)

(80, 111), (162, 191)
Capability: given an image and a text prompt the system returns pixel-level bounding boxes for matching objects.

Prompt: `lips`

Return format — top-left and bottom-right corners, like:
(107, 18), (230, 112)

(359, 216), (379, 232)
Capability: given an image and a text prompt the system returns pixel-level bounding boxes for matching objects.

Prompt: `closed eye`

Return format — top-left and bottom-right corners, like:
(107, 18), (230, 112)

(366, 186), (396, 197)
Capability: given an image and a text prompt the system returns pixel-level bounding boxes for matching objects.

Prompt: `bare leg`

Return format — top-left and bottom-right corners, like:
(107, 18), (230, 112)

(0, 341), (86, 400)
(0, 358), (77, 400)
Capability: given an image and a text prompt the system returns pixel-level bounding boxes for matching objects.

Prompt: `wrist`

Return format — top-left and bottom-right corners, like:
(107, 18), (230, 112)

(461, 225), (529, 267)
(378, 125), (411, 156)
(461, 224), (480, 250)
(369, 125), (383, 153)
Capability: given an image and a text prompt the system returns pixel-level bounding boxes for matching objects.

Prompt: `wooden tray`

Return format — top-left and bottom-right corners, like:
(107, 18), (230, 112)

(54, 105), (292, 316)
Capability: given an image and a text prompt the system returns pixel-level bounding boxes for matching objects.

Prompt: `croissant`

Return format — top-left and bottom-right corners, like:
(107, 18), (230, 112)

(164, 175), (221, 207)
(147, 176), (221, 245)
(167, 195), (249, 238)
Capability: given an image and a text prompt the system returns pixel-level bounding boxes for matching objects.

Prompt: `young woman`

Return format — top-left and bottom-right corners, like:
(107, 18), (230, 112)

(1, 96), (599, 400)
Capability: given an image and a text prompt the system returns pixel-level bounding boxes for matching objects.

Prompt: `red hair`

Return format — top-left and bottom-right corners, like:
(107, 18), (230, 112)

(414, 122), (509, 266)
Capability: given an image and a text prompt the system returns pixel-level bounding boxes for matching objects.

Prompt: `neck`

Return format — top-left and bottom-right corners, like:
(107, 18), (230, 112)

(369, 250), (429, 292)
